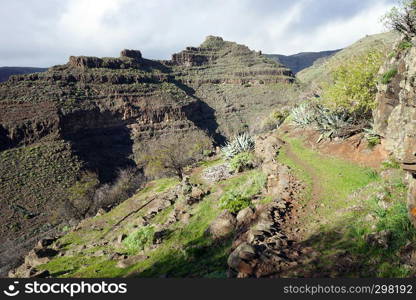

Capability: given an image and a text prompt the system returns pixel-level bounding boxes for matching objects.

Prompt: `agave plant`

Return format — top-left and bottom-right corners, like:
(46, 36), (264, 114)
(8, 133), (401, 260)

(313, 105), (353, 142)
(291, 102), (317, 127)
(221, 132), (255, 159)
(363, 127), (381, 147)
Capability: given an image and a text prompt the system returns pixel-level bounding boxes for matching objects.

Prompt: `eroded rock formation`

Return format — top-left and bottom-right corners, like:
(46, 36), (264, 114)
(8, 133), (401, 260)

(373, 36), (416, 227)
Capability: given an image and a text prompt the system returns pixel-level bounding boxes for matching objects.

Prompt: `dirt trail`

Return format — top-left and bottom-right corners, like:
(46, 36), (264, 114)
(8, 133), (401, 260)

(277, 135), (326, 241)
(281, 138), (323, 203)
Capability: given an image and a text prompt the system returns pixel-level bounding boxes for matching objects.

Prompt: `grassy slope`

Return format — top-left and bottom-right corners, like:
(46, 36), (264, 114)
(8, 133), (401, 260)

(36, 132), (415, 278)
(278, 135), (414, 277)
(39, 161), (267, 278)
(297, 31), (399, 87)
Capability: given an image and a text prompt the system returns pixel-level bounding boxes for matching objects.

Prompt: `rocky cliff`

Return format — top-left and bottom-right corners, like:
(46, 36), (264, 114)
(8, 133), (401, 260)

(373, 36), (416, 227)
(0, 36), (296, 268)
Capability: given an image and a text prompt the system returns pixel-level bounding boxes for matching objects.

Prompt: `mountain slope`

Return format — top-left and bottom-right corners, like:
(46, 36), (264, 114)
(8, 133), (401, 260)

(0, 67), (47, 82)
(265, 50), (340, 74)
(0, 36), (297, 276)
(297, 31), (399, 87)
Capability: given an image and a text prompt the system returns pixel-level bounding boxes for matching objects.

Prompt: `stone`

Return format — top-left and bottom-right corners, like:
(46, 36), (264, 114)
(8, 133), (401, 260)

(95, 208), (106, 216)
(24, 248), (58, 267)
(186, 186), (207, 205)
(120, 49), (142, 60)
(116, 255), (149, 268)
(236, 207), (255, 226)
(27, 268), (50, 278)
(365, 230), (392, 249)
(153, 229), (171, 244)
(207, 211), (236, 239)
(202, 163), (233, 182)
(117, 234), (127, 244)
(36, 238), (56, 249)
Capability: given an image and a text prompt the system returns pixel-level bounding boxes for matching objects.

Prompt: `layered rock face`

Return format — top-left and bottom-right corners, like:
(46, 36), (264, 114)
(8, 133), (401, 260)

(0, 36), (295, 249)
(373, 36), (416, 226)
(169, 36), (295, 137)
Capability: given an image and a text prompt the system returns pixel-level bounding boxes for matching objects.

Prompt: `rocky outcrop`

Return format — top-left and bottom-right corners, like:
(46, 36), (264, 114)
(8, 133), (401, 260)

(373, 36), (416, 227)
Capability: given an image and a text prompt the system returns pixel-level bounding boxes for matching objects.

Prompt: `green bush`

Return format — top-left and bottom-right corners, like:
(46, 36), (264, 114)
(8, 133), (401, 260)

(219, 191), (251, 214)
(367, 135), (381, 149)
(376, 202), (416, 249)
(229, 152), (254, 173)
(381, 159), (401, 170)
(398, 40), (413, 50)
(123, 226), (155, 253)
(381, 68), (398, 84)
(261, 109), (289, 131)
(321, 50), (384, 113)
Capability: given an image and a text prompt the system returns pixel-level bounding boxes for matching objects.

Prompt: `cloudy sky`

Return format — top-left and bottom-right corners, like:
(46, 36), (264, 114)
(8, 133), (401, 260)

(0, 0), (396, 67)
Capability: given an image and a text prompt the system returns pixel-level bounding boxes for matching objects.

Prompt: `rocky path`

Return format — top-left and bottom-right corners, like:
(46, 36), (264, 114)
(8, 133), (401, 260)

(278, 136), (324, 240)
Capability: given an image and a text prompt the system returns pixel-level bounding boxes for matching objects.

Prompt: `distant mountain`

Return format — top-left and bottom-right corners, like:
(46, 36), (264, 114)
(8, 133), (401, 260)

(0, 67), (48, 82)
(265, 50), (341, 74)
(297, 31), (399, 86)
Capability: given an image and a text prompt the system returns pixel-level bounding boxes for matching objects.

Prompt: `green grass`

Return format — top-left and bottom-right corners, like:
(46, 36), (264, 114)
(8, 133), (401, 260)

(381, 68), (398, 84)
(278, 137), (379, 228)
(278, 136), (415, 277)
(40, 168), (264, 278)
(398, 40), (413, 50)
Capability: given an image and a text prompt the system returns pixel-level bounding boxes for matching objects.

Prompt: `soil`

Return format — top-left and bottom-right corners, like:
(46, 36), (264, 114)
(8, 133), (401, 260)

(282, 125), (388, 169)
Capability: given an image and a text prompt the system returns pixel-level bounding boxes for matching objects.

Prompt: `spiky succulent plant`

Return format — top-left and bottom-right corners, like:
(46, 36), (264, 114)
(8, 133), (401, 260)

(221, 132), (255, 159)
(291, 101), (365, 142)
(291, 102), (317, 127)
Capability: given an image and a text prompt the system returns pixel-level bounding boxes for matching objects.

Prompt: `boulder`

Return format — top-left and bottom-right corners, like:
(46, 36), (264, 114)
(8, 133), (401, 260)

(116, 255), (149, 268)
(202, 163), (232, 182)
(207, 211), (236, 239)
(227, 243), (256, 276)
(236, 207), (255, 226)
(153, 229), (171, 245)
(24, 248), (58, 267)
(365, 230), (392, 249)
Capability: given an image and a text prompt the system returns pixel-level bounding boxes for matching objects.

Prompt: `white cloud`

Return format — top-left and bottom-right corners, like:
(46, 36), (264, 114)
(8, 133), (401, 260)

(272, 1), (394, 54)
(0, 0), (396, 66)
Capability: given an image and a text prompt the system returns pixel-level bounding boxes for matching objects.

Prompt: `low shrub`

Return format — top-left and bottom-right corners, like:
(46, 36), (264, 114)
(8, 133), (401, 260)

(381, 68), (398, 84)
(291, 102), (317, 127)
(364, 128), (382, 149)
(261, 109), (290, 131)
(321, 49), (384, 113)
(398, 40), (413, 50)
(219, 191), (251, 214)
(123, 226), (155, 253)
(291, 102), (366, 142)
(381, 159), (401, 170)
(229, 152), (255, 173)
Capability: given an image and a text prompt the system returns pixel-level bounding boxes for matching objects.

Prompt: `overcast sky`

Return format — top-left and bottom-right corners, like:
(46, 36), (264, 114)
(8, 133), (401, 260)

(0, 0), (396, 67)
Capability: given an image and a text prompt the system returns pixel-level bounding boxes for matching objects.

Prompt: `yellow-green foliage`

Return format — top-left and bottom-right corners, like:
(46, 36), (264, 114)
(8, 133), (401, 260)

(123, 226), (155, 254)
(321, 50), (384, 113)
(229, 152), (254, 173)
